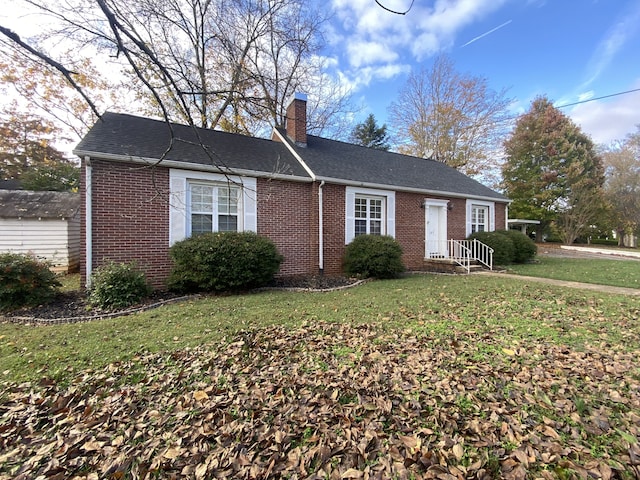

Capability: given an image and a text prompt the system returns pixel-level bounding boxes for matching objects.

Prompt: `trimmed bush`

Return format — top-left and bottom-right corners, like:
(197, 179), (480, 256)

(590, 238), (618, 246)
(467, 231), (515, 266)
(89, 262), (151, 310)
(0, 253), (60, 311)
(498, 230), (537, 263)
(168, 232), (283, 293)
(343, 234), (404, 279)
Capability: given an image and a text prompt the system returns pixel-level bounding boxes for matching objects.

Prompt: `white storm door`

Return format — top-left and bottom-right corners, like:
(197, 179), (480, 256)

(425, 200), (448, 258)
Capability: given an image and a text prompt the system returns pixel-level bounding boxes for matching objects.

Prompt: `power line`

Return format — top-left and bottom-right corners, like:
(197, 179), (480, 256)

(555, 88), (640, 109)
(492, 87), (640, 127)
(375, 0), (415, 15)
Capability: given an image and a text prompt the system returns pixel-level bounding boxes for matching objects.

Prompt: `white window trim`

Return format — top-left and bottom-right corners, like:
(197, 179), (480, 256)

(465, 199), (495, 237)
(345, 186), (395, 244)
(169, 169), (257, 245)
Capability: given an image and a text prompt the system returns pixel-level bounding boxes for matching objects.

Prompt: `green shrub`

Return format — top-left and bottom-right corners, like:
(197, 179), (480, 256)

(0, 253), (60, 311)
(89, 262), (150, 310)
(467, 231), (515, 266)
(168, 232), (283, 293)
(343, 234), (404, 279)
(590, 238), (618, 246)
(498, 230), (537, 263)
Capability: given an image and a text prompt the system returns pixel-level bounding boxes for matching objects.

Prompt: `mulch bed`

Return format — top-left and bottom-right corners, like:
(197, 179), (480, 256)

(1, 276), (359, 324)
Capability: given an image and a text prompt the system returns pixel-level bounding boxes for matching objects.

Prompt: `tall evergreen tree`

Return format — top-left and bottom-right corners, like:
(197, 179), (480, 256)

(502, 96), (604, 244)
(350, 114), (390, 150)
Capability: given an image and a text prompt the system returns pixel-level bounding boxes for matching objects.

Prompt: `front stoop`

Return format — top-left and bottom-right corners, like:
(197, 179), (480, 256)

(422, 258), (487, 274)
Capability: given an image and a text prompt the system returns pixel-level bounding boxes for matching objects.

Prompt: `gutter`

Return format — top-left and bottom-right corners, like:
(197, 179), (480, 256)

(71, 150), (313, 184)
(313, 175), (511, 204)
(84, 156), (92, 289)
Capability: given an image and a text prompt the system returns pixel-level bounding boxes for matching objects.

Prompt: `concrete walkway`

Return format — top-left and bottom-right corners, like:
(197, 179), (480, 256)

(480, 271), (640, 297)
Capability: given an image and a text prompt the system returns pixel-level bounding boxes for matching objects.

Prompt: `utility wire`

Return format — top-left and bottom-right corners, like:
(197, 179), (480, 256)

(491, 87), (640, 127)
(555, 88), (640, 109)
(375, 0), (415, 15)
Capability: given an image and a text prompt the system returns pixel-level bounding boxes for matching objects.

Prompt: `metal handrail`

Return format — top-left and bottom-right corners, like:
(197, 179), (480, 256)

(427, 239), (494, 272)
(448, 239), (472, 273)
(471, 239), (494, 270)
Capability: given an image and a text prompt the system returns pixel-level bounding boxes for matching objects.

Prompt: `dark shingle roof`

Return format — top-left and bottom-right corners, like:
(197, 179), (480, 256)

(0, 190), (80, 219)
(294, 134), (507, 201)
(75, 112), (507, 201)
(74, 112), (309, 179)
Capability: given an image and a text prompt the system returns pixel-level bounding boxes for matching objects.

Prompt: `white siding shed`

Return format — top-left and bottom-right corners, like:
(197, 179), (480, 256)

(0, 190), (80, 272)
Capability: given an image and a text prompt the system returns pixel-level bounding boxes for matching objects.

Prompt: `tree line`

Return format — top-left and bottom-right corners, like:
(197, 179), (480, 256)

(0, 0), (638, 245)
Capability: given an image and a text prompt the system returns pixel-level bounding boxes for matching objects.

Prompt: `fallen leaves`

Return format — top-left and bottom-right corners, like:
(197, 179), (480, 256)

(1, 321), (639, 479)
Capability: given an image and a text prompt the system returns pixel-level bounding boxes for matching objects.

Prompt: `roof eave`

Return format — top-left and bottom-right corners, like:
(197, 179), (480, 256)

(73, 150), (314, 183)
(314, 175), (510, 203)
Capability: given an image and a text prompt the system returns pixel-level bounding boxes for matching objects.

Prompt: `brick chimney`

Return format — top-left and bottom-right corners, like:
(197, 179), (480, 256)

(285, 92), (307, 147)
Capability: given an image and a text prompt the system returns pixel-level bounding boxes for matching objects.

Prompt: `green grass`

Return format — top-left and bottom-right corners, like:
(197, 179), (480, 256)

(1, 273), (639, 384)
(507, 256), (640, 289)
(57, 272), (80, 292)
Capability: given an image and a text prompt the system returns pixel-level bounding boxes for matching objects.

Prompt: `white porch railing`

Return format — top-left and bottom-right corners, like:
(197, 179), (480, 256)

(426, 239), (494, 273)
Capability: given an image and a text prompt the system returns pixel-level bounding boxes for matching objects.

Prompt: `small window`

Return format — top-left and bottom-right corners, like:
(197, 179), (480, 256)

(471, 205), (488, 233)
(189, 183), (241, 235)
(355, 195), (385, 236)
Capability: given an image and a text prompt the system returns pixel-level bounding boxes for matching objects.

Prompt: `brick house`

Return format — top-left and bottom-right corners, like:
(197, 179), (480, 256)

(74, 94), (509, 289)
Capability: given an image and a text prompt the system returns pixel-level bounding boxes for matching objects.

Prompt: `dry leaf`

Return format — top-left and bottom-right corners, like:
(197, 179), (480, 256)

(452, 443), (464, 460)
(163, 447), (182, 459)
(342, 468), (364, 478)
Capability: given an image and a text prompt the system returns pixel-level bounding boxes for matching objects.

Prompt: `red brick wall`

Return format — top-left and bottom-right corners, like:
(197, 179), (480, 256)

(448, 197), (468, 240)
(495, 203), (507, 230)
(395, 192), (426, 269)
(257, 178), (316, 276)
(395, 193), (471, 270)
(80, 160), (171, 289)
(80, 160), (510, 286)
(285, 98), (307, 145)
(319, 183), (346, 274)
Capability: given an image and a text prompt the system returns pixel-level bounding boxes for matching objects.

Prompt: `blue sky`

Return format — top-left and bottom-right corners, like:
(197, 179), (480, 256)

(2, 0), (639, 146)
(325, 0), (640, 144)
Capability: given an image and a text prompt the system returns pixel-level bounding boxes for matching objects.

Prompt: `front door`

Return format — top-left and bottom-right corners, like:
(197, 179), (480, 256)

(425, 200), (448, 258)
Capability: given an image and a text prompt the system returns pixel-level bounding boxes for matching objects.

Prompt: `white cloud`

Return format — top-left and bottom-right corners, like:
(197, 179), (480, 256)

(581, 2), (640, 88)
(336, 63), (411, 92)
(578, 91), (594, 102)
(346, 40), (399, 68)
(569, 80), (640, 145)
(330, 0), (509, 91)
(330, 0), (510, 61)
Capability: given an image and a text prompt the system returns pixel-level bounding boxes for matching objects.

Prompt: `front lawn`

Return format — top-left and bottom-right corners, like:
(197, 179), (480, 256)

(507, 256), (640, 289)
(1, 274), (640, 478)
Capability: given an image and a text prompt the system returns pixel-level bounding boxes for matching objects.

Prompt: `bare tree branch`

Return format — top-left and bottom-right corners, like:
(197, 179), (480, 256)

(0, 24), (102, 121)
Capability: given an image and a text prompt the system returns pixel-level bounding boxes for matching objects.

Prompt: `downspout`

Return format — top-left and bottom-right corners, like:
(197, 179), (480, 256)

(85, 156), (93, 289)
(318, 180), (325, 275)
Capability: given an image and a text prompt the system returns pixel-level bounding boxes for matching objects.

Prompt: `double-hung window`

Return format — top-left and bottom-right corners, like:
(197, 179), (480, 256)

(345, 187), (395, 244)
(470, 205), (488, 233)
(189, 183), (240, 235)
(355, 195), (384, 236)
